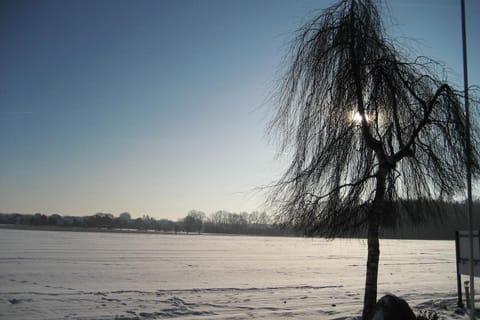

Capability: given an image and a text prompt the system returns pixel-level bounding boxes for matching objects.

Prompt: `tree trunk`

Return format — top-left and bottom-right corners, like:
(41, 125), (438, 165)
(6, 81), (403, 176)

(362, 169), (387, 320)
(362, 208), (380, 320)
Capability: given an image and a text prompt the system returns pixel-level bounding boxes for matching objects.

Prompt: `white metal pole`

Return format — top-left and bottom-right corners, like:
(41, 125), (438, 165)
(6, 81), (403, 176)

(460, 0), (475, 318)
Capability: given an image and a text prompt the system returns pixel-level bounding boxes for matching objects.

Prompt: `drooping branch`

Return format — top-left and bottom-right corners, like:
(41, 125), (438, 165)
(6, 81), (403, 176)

(393, 83), (453, 163)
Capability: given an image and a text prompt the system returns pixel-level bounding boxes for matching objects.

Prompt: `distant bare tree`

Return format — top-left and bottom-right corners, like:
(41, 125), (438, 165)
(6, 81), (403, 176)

(268, 0), (479, 319)
(184, 210), (206, 234)
(119, 212), (131, 221)
(118, 212), (132, 228)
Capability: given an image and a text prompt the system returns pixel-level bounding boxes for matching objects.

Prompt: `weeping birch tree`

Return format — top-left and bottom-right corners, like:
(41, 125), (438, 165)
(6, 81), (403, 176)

(268, 0), (479, 319)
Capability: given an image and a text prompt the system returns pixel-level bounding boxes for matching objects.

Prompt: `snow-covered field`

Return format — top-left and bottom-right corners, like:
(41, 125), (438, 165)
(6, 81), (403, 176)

(0, 229), (470, 319)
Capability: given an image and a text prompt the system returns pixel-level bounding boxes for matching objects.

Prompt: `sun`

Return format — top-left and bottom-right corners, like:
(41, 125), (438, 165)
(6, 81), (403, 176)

(351, 111), (369, 125)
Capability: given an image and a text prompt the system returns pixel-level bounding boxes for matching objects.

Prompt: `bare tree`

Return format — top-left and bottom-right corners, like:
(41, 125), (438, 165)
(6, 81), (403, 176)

(182, 210), (205, 234)
(268, 0), (479, 319)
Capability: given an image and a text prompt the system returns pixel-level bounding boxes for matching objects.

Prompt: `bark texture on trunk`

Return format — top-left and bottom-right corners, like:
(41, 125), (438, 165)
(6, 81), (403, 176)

(362, 168), (387, 320)
(362, 211), (380, 320)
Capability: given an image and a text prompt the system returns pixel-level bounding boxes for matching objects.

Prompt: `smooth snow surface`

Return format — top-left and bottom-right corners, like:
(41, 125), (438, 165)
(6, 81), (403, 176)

(0, 229), (470, 319)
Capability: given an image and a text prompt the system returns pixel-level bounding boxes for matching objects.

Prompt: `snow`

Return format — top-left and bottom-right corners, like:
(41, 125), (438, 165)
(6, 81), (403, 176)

(0, 229), (472, 319)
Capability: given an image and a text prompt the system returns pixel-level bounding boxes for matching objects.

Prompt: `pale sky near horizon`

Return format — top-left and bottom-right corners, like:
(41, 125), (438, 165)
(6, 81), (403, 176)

(1, 0), (479, 220)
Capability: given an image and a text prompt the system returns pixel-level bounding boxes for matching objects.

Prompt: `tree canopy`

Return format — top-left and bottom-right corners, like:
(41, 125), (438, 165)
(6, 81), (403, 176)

(270, 0), (479, 237)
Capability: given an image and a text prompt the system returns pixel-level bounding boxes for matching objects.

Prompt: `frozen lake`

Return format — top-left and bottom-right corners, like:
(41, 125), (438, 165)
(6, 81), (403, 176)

(0, 229), (464, 319)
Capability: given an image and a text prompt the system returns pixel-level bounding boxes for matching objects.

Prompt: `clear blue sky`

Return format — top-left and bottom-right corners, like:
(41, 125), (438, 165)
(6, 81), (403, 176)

(1, 0), (478, 219)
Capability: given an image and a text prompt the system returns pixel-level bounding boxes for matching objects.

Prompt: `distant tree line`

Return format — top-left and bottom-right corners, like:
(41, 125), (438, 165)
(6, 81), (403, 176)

(380, 200), (480, 240)
(0, 210), (288, 236)
(304, 200), (480, 240)
(183, 210), (280, 235)
(1, 200), (479, 239)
